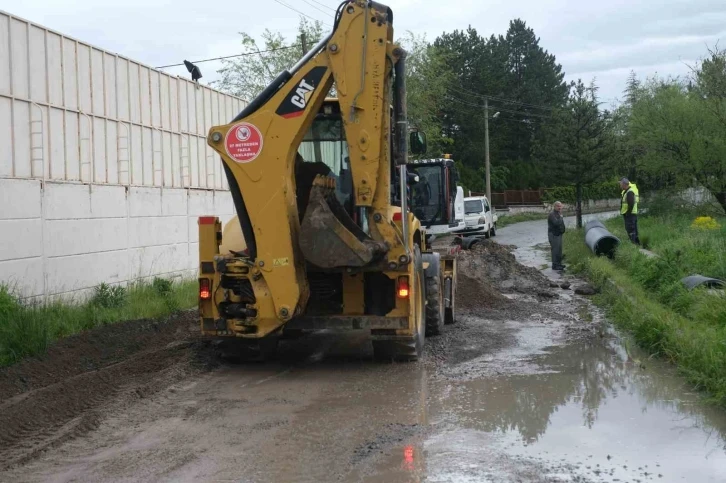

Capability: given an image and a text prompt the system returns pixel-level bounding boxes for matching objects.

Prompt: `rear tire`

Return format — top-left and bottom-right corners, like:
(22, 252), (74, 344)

(425, 276), (444, 336)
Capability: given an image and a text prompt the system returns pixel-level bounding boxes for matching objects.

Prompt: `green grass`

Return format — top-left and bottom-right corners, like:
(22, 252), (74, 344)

(0, 279), (197, 367)
(496, 212), (550, 228)
(564, 212), (726, 405)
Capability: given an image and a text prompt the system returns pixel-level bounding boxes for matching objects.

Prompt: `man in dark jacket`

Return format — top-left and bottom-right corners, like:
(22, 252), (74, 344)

(548, 201), (566, 270)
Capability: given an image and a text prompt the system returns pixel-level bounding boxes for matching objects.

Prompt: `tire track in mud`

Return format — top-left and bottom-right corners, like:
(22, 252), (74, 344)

(0, 311), (218, 470)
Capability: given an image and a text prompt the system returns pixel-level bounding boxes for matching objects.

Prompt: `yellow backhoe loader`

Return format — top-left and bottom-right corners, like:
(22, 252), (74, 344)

(197, 0), (457, 361)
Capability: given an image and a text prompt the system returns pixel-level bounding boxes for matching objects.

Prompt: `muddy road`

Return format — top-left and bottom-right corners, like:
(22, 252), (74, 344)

(2, 214), (726, 482)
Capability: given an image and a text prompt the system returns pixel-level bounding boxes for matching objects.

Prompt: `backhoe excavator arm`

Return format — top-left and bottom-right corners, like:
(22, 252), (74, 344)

(206, 0), (410, 334)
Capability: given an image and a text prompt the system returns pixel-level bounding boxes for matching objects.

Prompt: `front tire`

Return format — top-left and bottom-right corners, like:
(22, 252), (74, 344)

(425, 275), (444, 336)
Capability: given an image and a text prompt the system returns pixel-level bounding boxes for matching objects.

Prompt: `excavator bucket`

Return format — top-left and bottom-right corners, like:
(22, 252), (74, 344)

(299, 176), (387, 268)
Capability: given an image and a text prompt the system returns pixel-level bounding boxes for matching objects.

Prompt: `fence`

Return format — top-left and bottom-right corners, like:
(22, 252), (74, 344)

(470, 190), (545, 208)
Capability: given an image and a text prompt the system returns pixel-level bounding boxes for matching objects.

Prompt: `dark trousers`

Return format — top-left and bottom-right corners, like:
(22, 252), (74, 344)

(548, 232), (563, 268)
(623, 214), (640, 245)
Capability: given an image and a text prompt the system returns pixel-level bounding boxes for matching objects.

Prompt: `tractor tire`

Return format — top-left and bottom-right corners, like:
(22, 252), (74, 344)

(425, 275), (444, 336)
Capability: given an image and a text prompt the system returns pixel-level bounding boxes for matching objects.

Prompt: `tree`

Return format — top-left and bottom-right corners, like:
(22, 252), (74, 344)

(536, 80), (614, 228)
(399, 33), (454, 157)
(214, 18), (324, 100)
(630, 78), (726, 213)
(433, 20), (568, 190)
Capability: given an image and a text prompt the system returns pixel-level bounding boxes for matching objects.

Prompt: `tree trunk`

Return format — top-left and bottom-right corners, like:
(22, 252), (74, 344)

(575, 183), (583, 229)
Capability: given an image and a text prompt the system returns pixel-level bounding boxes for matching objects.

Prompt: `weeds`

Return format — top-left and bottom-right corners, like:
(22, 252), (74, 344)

(90, 283), (127, 308)
(563, 211), (726, 405)
(0, 279), (197, 367)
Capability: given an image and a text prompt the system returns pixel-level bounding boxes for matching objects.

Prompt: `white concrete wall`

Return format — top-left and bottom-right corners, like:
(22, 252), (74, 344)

(0, 178), (235, 299)
(0, 10), (245, 190)
(0, 10), (242, 299)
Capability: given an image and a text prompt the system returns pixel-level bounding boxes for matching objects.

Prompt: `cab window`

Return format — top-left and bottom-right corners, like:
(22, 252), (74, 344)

(465, 199), (483, 214)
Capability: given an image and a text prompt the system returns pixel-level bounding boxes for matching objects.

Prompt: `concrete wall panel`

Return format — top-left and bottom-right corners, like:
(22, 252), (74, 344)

(0, 178), (41, 219)
(0, 257), (43, 297)
(0, 219), (42, 261)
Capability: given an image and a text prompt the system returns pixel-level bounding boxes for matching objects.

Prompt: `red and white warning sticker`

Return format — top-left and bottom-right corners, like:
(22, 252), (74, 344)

(224, 123), (263, 163)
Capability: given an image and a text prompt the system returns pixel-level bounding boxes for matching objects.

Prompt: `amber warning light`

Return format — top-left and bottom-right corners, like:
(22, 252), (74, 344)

(397, 276), (409, 298)
(199, 278), (211, 300)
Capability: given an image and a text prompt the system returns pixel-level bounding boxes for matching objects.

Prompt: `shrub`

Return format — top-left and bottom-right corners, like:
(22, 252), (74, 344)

(90, 283), (127, 309)
(152, 277), (173, 296)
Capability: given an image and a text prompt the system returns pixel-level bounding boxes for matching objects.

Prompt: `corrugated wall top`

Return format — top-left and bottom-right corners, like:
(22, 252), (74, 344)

(0, 10), (247, 190)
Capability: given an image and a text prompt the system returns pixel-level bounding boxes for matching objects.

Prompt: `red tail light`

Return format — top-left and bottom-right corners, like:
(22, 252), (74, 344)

(397, 276), (409, 298)
(393, 212), (402, 222)
(199, 278), (211, 300)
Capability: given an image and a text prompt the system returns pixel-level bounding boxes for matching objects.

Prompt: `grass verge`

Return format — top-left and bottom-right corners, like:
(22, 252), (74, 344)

(0, 278), (197, 367)
(564, 213), (726, 405)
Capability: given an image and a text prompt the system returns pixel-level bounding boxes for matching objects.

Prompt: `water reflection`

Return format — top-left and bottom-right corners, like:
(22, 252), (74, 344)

(432, 331), (726, 456)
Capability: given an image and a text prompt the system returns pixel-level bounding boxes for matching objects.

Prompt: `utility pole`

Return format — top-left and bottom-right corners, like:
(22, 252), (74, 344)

(301, 32), (309, 55)
(484, 98), (491, 202)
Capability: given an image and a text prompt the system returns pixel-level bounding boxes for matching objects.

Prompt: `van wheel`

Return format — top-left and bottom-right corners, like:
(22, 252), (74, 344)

(491, 223), (497, 237)
(484, 225), (492, 238)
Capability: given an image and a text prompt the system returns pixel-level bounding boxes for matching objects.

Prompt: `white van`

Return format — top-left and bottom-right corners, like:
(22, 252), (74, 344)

(456, 195), (498, 238)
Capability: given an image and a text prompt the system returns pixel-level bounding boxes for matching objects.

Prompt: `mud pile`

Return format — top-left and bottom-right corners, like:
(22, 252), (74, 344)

(455, 240), (551, 309)
(0, 311), (217, 470)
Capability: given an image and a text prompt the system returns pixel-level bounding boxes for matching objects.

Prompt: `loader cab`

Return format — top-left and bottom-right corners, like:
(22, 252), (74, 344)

(296, 99), (353, 217)
(296, 98), (405, 218)
(407, 156), (461, 235)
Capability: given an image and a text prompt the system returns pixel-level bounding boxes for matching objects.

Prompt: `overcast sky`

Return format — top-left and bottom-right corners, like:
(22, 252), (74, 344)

(10, 0), (726, 107)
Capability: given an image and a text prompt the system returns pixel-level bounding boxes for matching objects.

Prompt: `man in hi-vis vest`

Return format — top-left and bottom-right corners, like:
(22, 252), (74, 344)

(619, 177), (640, 245)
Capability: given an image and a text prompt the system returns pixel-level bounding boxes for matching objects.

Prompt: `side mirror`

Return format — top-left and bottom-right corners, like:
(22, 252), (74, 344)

(409, 131), (427, 155)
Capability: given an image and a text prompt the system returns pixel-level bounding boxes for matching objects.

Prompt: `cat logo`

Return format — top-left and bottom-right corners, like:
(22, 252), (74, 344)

(276, 66), (327, 119)
(291, 80), (315, 109)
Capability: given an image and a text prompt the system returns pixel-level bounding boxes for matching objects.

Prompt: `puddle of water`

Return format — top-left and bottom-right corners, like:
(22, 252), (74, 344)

(364, 332), (726, 482)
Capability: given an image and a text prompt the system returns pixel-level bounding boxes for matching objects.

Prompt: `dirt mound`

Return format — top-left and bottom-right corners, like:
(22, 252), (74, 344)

(0, 311), (217, 470)
(457, 239), (551, 298)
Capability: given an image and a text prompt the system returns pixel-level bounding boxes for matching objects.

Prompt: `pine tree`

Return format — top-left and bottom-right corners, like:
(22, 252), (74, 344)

(536, 80), (614, 228)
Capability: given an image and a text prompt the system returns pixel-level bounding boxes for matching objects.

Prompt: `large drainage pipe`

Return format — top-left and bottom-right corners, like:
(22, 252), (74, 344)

(584, 220), (620, 257)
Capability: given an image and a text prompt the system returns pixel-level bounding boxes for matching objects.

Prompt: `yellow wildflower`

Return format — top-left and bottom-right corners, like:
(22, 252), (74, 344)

(691, 216), (721, 230)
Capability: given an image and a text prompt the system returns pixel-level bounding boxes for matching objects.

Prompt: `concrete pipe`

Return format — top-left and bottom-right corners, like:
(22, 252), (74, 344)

(584, 220), (620, 257)
(680, 275), (725, 290)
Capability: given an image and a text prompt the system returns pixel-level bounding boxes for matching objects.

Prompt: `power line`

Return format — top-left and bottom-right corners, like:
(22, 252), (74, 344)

(273, 0), (332, 27)
(307, 0), (337, 12)
(444, 94), (552, 119)
(447, 84), (555, 111)
(155, 45), (301, 69)
(300, 0), (336, 15)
